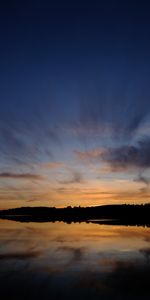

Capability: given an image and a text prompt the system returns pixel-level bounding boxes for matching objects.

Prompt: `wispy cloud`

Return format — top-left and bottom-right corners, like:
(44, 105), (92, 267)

(102, 137), (150, 171)
(59, 171), (84, 185)
(134, 173), (150, 186)
(74, 148), (104, 164)
(75, 137), (150, 172)
(0, 172), (43, 180)
(40, 162), (64, 169)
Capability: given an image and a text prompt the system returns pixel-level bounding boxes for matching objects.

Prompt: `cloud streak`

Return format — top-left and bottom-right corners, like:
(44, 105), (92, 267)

(102, 137), (150, 171)
(135, 173), (150, 186)
(0, 172), (43, 180)
(75, 137), (150, 173)
(59, 171), (84, 185)
(74, 149), (104, 163)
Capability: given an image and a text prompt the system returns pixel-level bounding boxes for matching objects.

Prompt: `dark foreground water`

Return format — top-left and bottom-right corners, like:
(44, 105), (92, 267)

(0, 220), (150, 300)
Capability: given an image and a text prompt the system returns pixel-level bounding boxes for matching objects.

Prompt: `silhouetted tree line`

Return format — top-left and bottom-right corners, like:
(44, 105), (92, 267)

(0, 204), (150, 226)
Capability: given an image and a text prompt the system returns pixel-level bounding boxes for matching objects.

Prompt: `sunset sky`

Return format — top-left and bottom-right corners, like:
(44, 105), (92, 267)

(0, 1), (150, 209)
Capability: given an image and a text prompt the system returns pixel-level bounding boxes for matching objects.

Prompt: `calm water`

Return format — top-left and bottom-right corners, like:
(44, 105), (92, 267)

(0, 220), (150, 300)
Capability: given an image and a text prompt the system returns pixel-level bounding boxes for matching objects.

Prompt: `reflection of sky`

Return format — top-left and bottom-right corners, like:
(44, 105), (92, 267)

(1, 1), (150, 208)
(0, 220), (150, 299)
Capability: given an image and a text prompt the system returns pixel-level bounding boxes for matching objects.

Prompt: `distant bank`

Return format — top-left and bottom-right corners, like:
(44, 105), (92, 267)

(0, 204), (150, 226)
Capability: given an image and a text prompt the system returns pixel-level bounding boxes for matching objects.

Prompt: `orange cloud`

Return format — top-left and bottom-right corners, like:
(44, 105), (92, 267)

(40, 162), (64, 169)
(74, 148), (104, 163)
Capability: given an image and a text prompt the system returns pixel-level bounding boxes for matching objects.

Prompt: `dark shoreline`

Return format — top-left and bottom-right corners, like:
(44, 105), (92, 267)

(0, 204), (150, 226)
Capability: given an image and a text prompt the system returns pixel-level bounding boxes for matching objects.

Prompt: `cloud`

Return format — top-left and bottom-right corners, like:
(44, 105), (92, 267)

(74, 149), (104, 163)
(59, 171), (84, 184)
(75, 137), (150, 174)
(0, 172), (43, 180)
(134, 173), (150, 187)
(0, 120), (61, 168)
(40, 162), (64, 169)
(102, 137), (150, 171)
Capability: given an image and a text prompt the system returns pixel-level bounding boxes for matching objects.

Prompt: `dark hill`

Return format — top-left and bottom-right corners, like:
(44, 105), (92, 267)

(0, 204), (150, 226)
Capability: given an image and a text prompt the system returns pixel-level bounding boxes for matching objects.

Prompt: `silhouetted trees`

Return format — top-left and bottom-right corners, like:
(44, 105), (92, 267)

(0, 204), (150, 226)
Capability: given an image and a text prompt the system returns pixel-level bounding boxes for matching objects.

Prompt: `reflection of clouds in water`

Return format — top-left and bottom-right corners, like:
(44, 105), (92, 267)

(56, 246), (86, 263)
(80, 225), (150, 242)
(0, 251), (41, 260)
(76, 259), (150, 300)
(139, 248), (150, 262)
(0, 224), (46, 256)
(144, 236), (150, 243)
(0, 257), (150, 300)
(0, 221), (150, 299)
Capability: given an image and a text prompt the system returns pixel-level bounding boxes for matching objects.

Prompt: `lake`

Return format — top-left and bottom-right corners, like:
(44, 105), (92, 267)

(0, 219), (150, 299)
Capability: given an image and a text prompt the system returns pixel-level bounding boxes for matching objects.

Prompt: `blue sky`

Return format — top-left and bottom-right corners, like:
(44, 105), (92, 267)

(0, 1), (150, 208)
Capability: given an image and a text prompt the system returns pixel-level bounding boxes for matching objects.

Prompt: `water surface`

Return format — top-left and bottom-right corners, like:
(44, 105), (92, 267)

(0, 220), (150, 299)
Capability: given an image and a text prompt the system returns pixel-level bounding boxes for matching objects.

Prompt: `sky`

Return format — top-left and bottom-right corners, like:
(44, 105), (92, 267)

(0, 0), (150, 209)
